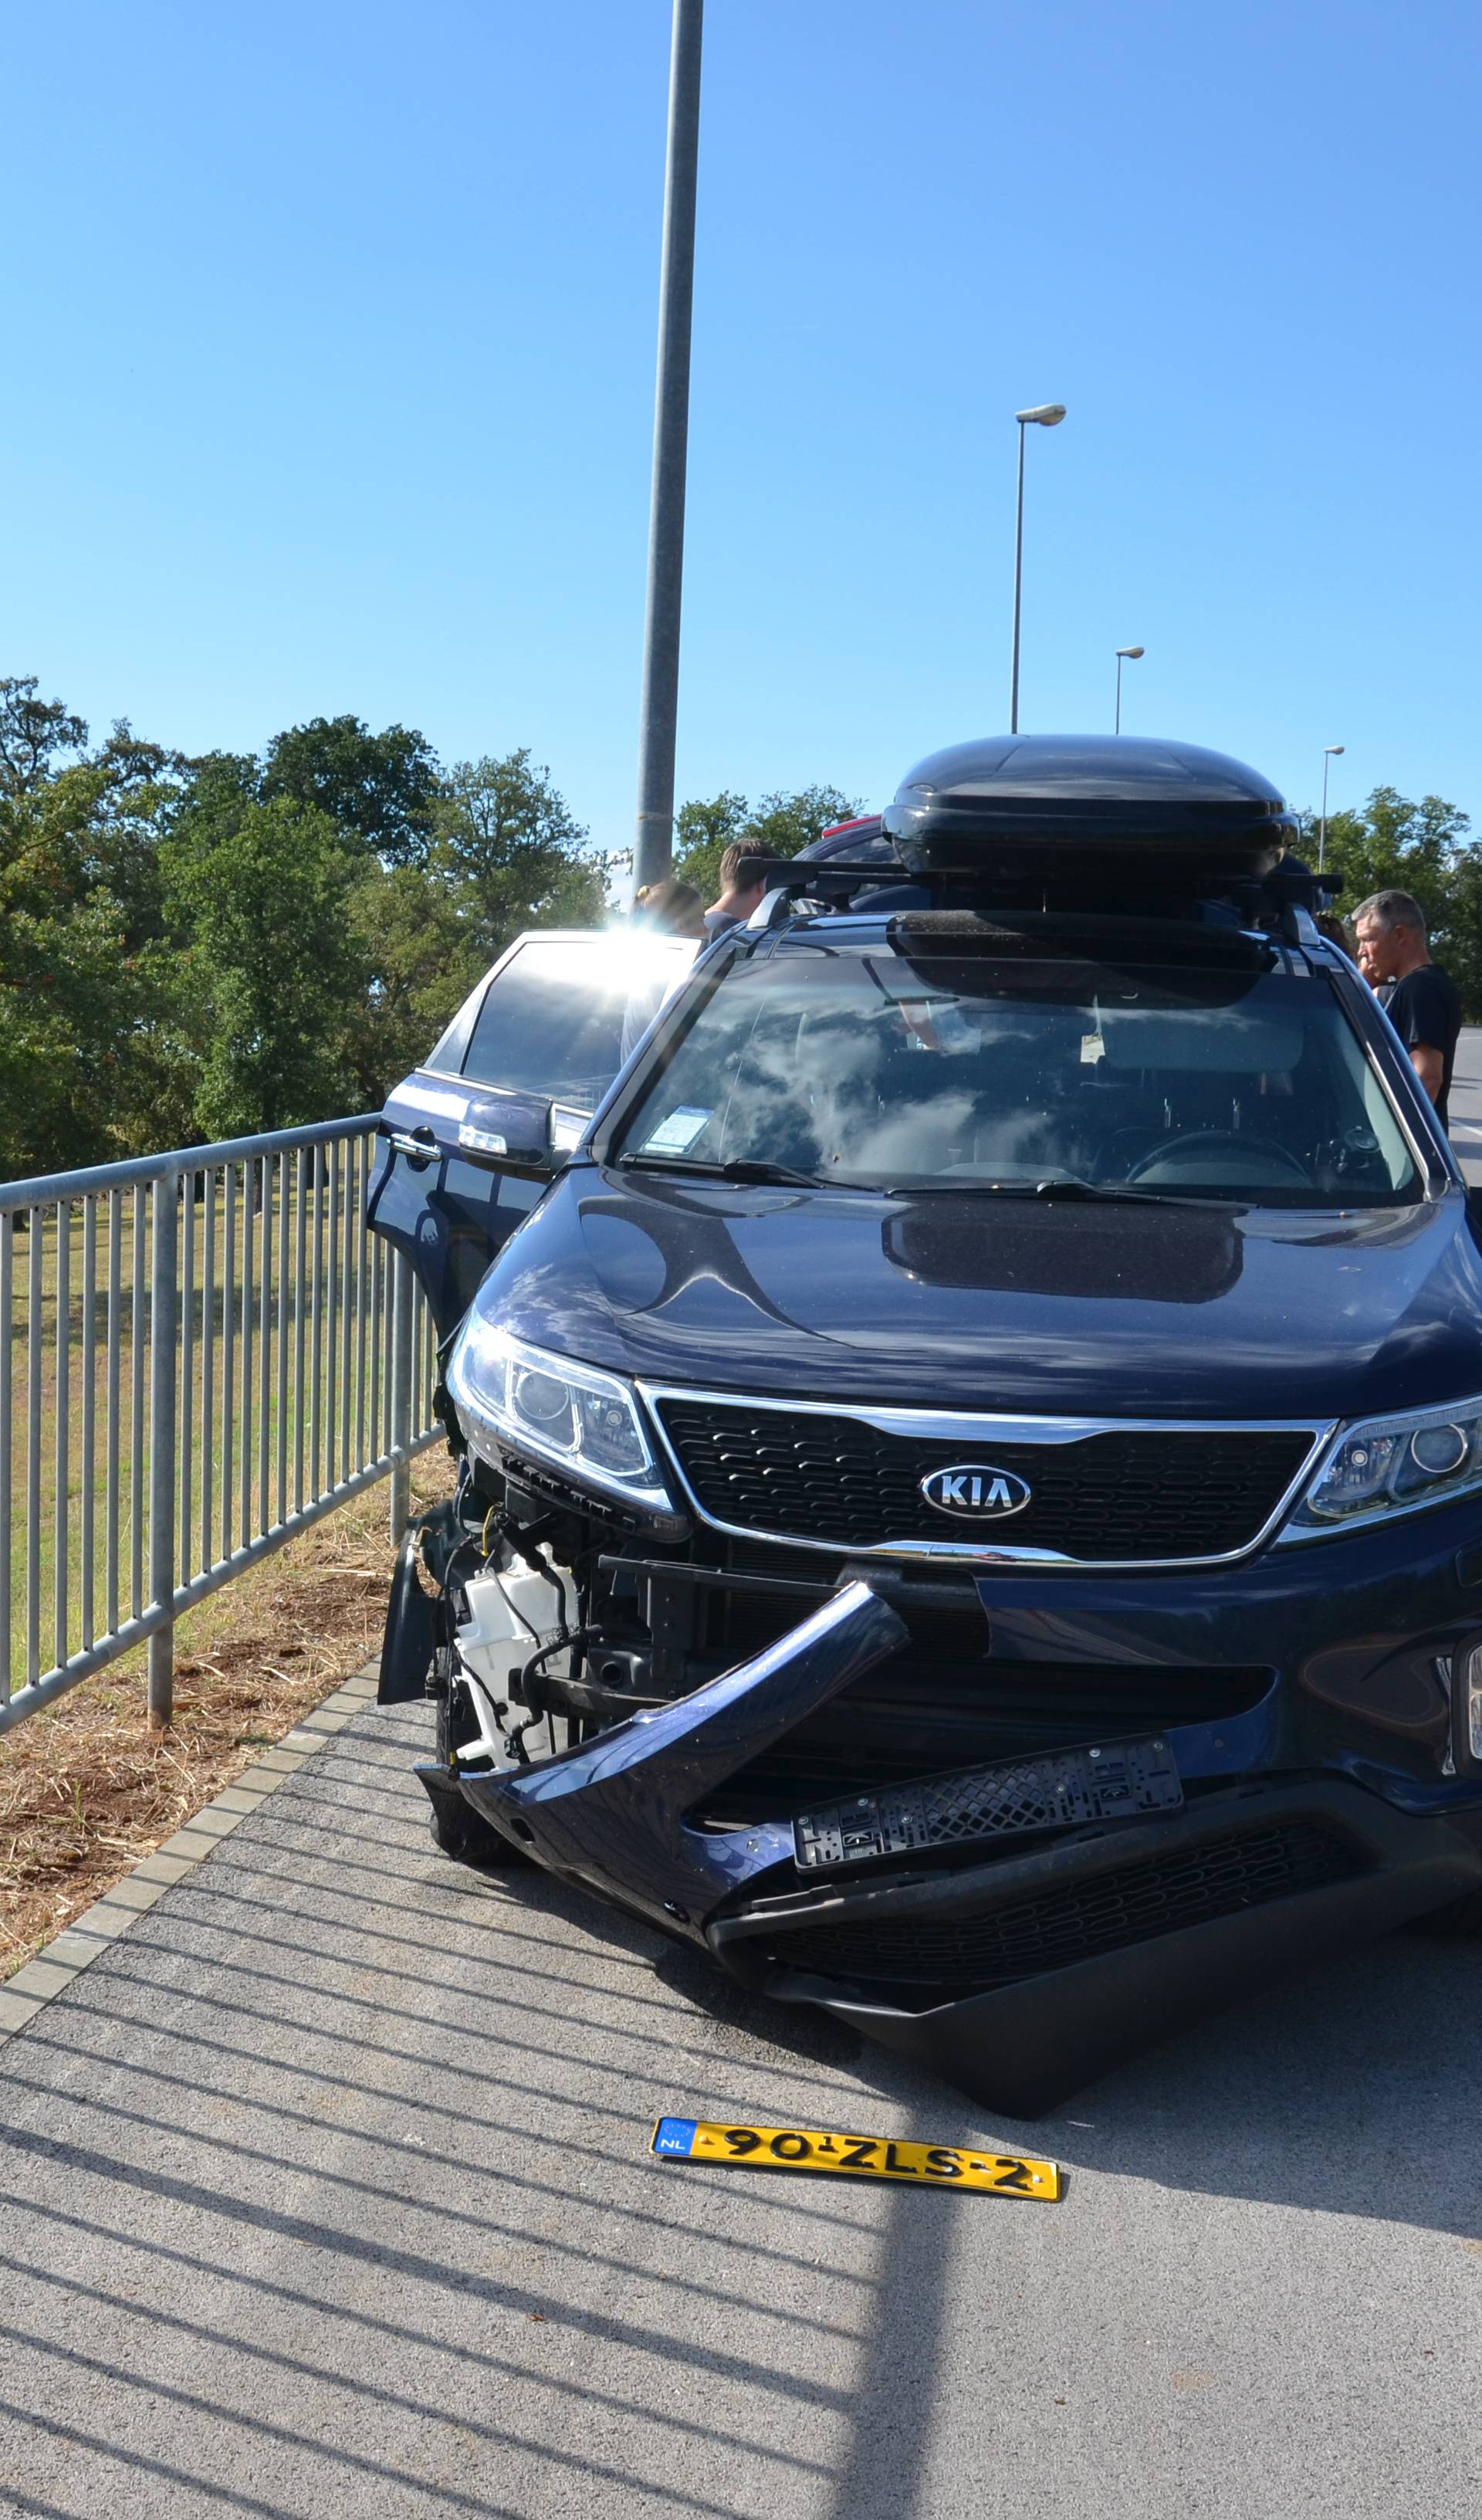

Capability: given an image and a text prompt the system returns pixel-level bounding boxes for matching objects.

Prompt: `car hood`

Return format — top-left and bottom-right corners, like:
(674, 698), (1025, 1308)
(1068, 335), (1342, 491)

(475, 1162), (1482, 1422)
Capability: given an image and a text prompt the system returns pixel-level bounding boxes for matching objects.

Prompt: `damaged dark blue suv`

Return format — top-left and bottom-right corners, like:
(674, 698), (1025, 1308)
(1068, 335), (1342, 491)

(369, 735), (1482, 2115)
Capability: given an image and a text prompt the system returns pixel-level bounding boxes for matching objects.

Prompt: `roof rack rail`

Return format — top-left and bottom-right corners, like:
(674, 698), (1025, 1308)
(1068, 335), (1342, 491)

(740, 852), (1339, 943)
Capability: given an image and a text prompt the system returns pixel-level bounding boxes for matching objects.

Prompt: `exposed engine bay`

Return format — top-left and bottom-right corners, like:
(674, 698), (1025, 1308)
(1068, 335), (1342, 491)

(388, 1443), (1259, 1842)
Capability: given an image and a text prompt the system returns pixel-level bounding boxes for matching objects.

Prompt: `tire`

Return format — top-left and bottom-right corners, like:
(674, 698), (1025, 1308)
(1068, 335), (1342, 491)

(427, 1676), (533, 1867)
(1406, 1891), (1482, 1937)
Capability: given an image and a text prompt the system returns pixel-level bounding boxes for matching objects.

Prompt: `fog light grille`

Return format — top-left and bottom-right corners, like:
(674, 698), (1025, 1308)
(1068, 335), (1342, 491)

(770, 1821), (1361, 2002)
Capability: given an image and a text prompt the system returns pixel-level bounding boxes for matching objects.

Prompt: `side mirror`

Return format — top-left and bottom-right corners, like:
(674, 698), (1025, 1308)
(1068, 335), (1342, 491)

(456, 1092), (554, 1175)
(455, 1092), (594, 1177)
(550, 1104), (590, 1164)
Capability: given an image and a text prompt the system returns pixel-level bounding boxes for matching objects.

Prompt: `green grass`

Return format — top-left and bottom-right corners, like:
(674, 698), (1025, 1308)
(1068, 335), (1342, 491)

(4, 1148), (436, 1708)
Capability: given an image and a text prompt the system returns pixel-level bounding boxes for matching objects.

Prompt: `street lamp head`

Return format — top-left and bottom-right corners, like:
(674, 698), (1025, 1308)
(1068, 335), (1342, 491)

(1116, 646), (1145, 659)
(1015, 403), (1067, 426)
(1325, 743), (1345, 756)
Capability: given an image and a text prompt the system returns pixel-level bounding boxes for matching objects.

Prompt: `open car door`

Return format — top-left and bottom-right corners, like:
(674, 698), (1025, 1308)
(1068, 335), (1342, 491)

(366, 929), (695, 1336)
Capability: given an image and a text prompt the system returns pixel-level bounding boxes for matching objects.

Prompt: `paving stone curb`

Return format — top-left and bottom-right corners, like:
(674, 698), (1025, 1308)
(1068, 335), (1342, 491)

(0, 1661), (382, 2050)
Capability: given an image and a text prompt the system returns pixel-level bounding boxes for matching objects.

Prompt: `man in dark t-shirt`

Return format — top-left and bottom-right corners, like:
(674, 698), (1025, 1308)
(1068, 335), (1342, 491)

(703, 841), (776, 939)
(1354, 889), (1463, 1126)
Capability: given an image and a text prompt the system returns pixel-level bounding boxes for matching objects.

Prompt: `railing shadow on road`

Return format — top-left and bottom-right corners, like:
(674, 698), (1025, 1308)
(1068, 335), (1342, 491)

(0, 1780), (867, 2518)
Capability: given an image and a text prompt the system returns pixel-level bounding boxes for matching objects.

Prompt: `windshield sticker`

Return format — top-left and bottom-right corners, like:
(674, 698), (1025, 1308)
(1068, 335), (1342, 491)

(641, 1106), (712, 1157)
(1080, 1031), (1106, 1064)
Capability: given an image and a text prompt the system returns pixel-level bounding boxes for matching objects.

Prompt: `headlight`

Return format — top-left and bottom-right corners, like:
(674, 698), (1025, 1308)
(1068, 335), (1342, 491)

(1279, 1390), (1482, 1541)
(447, 1317), (682, 1526)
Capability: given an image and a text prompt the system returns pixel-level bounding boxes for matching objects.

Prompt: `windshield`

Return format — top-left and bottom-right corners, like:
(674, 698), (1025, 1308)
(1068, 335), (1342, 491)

(612, 945), (1422, 1204)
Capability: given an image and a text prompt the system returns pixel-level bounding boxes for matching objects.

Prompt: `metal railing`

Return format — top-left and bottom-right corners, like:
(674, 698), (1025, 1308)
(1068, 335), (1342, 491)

(0, 1116), (442, 1738)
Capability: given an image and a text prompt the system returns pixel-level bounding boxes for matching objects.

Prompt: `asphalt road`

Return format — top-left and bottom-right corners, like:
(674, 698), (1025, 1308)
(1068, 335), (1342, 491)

(1, 1690), (1480, 2520)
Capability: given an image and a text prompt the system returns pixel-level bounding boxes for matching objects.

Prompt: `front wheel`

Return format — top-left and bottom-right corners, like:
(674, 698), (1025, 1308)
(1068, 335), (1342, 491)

(424, 1675), (533, 1867)
(1406, 1891), (1482, 1938)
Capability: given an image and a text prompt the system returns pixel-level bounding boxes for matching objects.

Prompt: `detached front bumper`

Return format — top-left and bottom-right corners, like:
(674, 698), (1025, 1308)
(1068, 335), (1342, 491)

(448, 1573), (1482, 2113)
(710, 1778), (1481, 2115)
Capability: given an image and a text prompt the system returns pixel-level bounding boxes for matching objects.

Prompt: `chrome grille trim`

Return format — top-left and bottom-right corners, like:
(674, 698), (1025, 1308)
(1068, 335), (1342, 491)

(637, 1383), (1335, 1571)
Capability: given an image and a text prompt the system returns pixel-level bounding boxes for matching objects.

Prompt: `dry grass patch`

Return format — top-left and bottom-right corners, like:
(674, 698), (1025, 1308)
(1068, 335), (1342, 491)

(1, 1455), (446, 1976)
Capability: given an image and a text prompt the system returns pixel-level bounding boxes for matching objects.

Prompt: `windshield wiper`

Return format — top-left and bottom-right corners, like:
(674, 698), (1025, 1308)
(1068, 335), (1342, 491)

(617, 1153), (824, 1188)
(1027, 1177), (1169, 1204)
(890, 1176), (1169, 1204)
(620, 1154), (1176, 1201)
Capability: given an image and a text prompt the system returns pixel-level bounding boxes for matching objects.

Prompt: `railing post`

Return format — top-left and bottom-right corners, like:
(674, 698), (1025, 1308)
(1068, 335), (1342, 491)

(147, 1175), (179, 1732)
(389, 1248), (413, 1542)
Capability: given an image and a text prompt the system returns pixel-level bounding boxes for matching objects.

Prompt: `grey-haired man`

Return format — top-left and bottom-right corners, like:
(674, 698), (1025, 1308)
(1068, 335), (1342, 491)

(1353, 889), (1462, 1127)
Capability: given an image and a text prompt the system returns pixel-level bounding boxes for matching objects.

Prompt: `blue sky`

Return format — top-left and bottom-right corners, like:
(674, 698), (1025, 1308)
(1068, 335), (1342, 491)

(5, 0), (1478, 859)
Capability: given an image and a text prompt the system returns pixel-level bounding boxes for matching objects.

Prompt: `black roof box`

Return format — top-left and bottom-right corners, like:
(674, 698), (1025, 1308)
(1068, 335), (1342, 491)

(884, 734), (1298, 882)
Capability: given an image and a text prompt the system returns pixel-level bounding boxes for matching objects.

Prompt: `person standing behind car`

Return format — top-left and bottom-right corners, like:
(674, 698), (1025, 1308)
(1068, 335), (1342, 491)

(620, 880), (705, 1066)
(704, 842), (778, 937)
(1353, 890), (1463, 1126)
(632, 879), (705, 940)
(1354, 916), (1392, 993)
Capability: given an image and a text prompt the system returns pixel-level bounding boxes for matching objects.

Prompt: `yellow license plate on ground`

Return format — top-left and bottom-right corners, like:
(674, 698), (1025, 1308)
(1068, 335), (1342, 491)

(651, 2116), (1059, 2200)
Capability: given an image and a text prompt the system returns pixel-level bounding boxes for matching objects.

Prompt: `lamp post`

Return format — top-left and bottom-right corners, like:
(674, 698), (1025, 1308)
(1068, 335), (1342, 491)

(1319, 744), (1345, 873)
(1115, 645), (1144, 735)
(1010, 404), (1066, 733)
(633, 0), (705, 895)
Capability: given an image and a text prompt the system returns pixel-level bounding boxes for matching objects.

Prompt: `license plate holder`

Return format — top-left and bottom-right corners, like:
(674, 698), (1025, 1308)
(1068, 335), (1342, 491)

(793, 1736), (1183, 1873)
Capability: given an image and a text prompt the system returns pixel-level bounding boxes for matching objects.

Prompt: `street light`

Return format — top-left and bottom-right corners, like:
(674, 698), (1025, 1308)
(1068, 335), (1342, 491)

(1115, 645), (1145, 736)
(1319, 744), (1345, 873)
(1010, 404), (1067, 733)
(633, 0), (705, 894)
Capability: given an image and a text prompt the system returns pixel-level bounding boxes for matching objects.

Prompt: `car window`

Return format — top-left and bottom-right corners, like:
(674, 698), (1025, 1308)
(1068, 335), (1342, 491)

(461, 937), (694, 1109)
(804, 825), (899, 868)
(614, 946), (1421, 1205)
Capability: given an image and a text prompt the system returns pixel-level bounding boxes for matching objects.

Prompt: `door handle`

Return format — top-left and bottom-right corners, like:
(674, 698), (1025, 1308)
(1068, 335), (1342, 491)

(388, 1129), (437, 1167)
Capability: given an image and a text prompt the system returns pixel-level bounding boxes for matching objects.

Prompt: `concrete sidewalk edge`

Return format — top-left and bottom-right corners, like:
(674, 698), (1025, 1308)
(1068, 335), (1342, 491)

(0, 1660), (383, 2046)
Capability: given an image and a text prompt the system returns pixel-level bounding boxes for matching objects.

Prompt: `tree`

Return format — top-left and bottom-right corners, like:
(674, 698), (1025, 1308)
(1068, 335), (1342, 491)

(0, 674), (635, 1174)
(747, 784), (864, 856)
(672, 782), (864, 899)
(672, 791), (752, 899)
(161, 796), (364, 1137)
(431, 750), (609, 967)
(1314, 787), (1467, 936)
(0, 711), (193, 1173)
(1443, 853), (1482, 1024)
(40, 724), (188, 947)
(0, 676), (88, 797)
(340, 858), (482, 1110)
(260, 714), (442, 866)
(0, 891), (184, 1178)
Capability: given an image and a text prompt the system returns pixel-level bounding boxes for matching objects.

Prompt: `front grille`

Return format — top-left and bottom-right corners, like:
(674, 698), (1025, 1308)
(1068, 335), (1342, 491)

(766, 1821), (1359, 2004)
(659, 1399), (1312, 1561)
